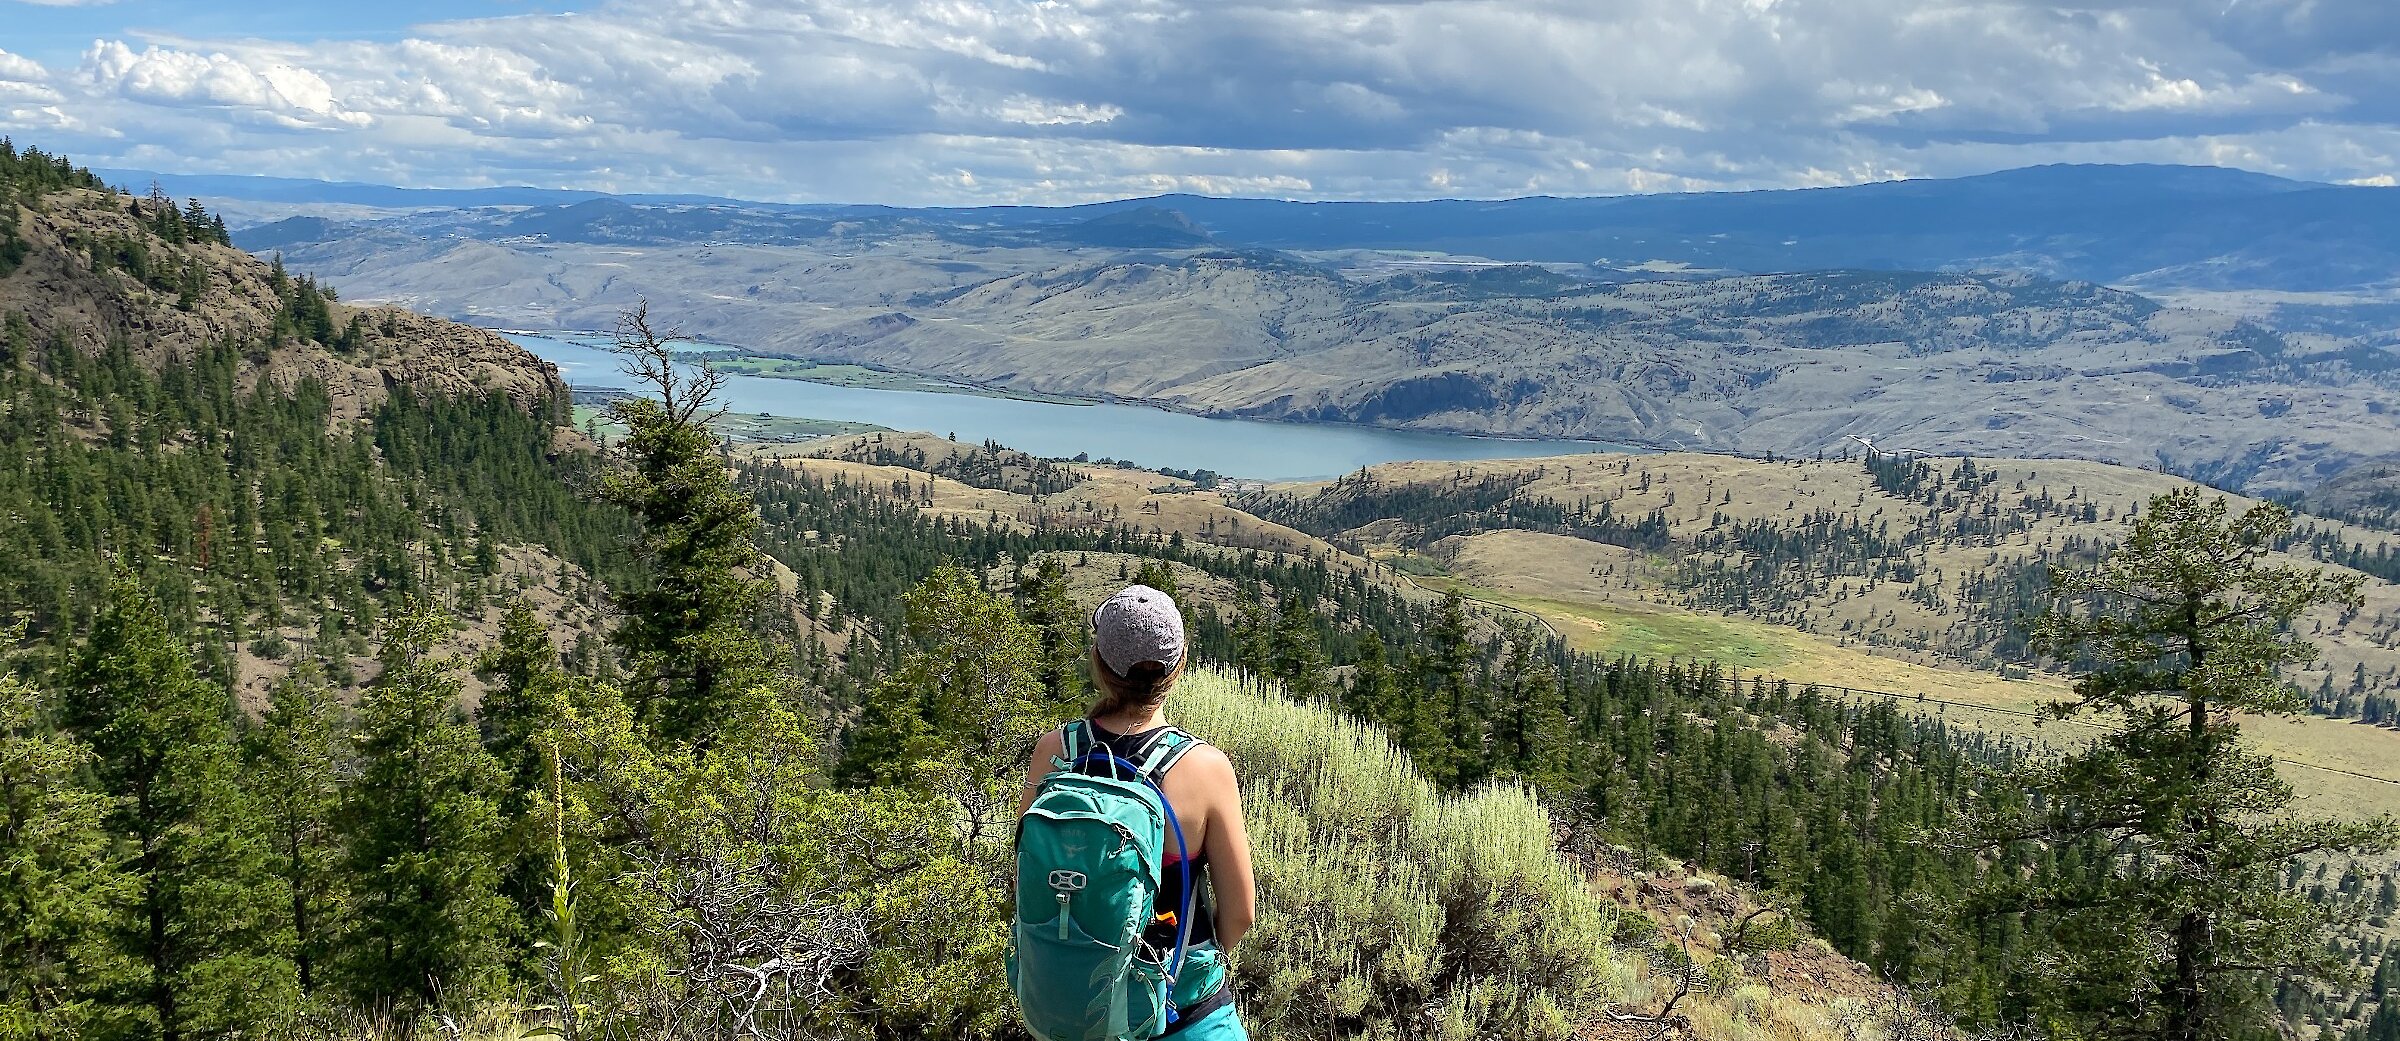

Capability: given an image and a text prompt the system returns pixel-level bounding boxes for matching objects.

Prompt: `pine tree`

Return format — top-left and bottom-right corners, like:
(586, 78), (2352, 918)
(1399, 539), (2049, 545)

(1266, 596), (1330, 702)
(476, 600), (569, 805)
(595, 302), (776, 746)
(62, 577), (292, 1040)
(1486, 623), (1573, 792)
(1412, 591), (1478, 786)
(0, 670), (127, 1038)
(2366, 1000), (2400, 1041)
(474, 600), (574, 935)
(1342, 629), (1398, 723)
(836, 566), (1048, 807)
(1131, 559), (1177, 598)
(1979, 489), (2399, 1041)
(244, 668), (347, 996)
(334, 605), (510, 1013)
(1012, 557), (1085, 706)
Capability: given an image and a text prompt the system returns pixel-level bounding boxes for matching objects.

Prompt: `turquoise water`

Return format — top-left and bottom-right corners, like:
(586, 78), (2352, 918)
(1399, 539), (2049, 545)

(509, 333), (1639, 480)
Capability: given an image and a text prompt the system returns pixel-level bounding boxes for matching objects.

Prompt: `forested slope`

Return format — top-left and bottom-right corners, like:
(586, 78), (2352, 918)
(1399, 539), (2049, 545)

(1239, 451), (2400, 725)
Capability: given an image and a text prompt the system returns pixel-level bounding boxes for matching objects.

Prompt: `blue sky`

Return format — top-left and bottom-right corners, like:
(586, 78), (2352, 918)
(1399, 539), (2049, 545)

(6, 1), (585, 61)
(3, 0), (2396, 204)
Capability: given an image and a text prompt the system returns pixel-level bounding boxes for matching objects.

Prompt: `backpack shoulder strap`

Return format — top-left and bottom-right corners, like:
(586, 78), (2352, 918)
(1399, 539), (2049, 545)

(1134, 726), (1206, 784)
(1057, 719), (1087, 771)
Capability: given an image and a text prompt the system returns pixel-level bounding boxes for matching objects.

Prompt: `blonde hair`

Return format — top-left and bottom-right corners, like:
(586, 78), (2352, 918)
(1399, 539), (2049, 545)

(1089, 648), (1185, 719)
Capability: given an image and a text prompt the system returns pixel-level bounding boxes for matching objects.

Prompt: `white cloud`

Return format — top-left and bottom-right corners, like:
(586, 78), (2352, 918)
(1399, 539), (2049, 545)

(9, 0), (2399, 203)
(984, 95), (1123, 126)
(0, 48), (49, 83)
(79, 41), (371, 129)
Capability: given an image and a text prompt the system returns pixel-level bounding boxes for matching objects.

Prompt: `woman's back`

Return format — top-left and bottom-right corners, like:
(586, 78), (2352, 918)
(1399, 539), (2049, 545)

(1011, 583), (1256, 1040)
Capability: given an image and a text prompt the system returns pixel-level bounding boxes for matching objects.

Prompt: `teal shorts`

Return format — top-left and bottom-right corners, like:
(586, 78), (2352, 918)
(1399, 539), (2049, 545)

(1170, 1003), (1247, 1041)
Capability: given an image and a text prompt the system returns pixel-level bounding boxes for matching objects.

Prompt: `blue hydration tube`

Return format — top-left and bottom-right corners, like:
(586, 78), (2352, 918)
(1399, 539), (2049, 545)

(1073, 752), (1196, 1022)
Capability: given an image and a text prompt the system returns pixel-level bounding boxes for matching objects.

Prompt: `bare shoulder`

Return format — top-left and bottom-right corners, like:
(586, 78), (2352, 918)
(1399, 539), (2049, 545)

(1031, 727), (1065, 758)
(1179, 741), (1238, 788)
(1026, 727), (1067, 778)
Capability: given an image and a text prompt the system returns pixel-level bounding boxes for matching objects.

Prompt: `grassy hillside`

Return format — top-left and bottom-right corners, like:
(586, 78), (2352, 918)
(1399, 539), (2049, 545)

(1251, 452), (2400, 707)
(1237, 452), (2400, 819)
(721, 434), (2400, 900)
(758, 433), (2400, 821)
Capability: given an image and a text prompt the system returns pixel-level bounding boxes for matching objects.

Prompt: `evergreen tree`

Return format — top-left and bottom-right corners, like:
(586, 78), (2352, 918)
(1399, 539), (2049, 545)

(836, 566), (1048, 805)
(1132, 559), (1178, 598)
(334, 606), (510, 1012)
(1411, 591), (1477, 786)
(244, 668), (347, 996)
(2365, 999), (2400, 1041)
(475, 600), (569, 805)
(1485, 623), (1574, 792)
(1266, 596), (1331, 702)
(595, 303), (776, 746)
(474, 600), (575, 935)
(1012, 557), (1085, 705)
(0, 670), (126, 1038)
(1979, 489), (2399, 1041)
(61, 577), (292, 1041)
(1342, 628), (1398, 723)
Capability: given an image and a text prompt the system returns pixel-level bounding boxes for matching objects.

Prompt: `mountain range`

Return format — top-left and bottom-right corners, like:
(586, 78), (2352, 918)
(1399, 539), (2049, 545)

(133, 162), (2400, 492)
(138, 162), (2397, 296)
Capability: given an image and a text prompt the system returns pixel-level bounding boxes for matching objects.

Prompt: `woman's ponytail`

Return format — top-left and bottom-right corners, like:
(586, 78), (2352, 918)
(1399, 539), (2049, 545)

(1089, 649), (1181, 719)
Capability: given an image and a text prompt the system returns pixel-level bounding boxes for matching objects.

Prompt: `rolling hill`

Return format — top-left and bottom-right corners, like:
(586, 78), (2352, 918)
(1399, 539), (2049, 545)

(768, 430), (2400, 822)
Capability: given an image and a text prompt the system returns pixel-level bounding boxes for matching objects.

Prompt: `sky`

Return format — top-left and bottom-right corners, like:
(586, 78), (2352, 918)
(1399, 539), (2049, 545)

(2, 0), (2396, 205)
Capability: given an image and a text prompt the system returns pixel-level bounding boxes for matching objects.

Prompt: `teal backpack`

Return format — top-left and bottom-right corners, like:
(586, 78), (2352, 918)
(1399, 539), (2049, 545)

(1010, 721), (1206, 1041)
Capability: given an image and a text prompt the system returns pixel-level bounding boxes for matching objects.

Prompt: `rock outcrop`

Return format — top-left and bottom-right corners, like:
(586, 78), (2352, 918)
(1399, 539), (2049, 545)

(0, 186), (561, 417)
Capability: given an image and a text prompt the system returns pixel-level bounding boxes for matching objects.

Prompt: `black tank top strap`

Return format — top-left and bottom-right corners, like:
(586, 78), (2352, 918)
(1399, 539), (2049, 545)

(1084, 720), (1195, 782)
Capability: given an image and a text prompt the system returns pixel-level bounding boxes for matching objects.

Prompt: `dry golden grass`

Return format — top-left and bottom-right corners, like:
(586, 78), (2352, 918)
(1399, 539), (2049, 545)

(1379, 454), (2394, 683)
(749, 432), (1336, 557)
(1292, 451), (2400, 817)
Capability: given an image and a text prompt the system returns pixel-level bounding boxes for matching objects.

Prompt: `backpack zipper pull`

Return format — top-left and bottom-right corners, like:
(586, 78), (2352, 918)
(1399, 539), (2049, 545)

(1046, 869), (1086, 942)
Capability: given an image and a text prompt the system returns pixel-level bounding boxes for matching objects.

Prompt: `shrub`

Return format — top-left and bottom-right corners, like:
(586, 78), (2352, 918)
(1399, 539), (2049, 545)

(1176, 669), (1632, 1040)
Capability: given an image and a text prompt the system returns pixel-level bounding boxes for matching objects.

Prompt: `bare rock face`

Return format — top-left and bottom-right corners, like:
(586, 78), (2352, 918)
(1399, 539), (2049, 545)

(0, 187), (562, 415)
(264, 307), (564, 421)
(2, 193), (280, 363)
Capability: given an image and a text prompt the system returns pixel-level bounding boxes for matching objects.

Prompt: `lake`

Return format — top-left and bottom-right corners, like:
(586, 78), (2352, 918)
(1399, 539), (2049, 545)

(506, 332), (1640, 480)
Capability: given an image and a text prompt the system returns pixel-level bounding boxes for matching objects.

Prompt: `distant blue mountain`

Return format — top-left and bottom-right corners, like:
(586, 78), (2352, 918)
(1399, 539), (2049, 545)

(96, 168), (791, 210)
(976, 165), (2379, 287)
(204, 163), (2400, 292)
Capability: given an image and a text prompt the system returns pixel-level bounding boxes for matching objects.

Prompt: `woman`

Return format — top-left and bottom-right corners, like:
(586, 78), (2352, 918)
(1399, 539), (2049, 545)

(1015, 584), (1257, 1040)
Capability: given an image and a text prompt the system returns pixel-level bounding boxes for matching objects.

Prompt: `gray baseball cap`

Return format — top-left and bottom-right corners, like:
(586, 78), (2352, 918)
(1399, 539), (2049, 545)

(1094, 584), (1185, 676)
